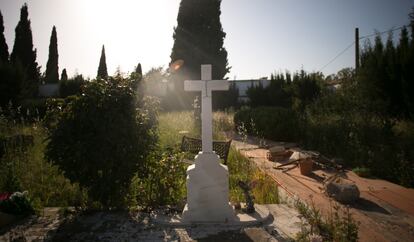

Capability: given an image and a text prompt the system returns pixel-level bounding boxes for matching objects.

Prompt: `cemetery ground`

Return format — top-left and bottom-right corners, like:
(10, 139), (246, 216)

(0, 110), (295, 241)
(1, 110), (413, 241)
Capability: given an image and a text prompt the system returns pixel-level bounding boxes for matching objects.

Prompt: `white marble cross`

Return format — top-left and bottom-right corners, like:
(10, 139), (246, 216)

(184, 64), (229, 152)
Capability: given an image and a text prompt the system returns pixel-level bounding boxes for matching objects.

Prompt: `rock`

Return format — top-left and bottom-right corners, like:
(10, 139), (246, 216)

(289, 151), (311, 161)
(269, 146), (285, 153)
(325, 179), (360, 204)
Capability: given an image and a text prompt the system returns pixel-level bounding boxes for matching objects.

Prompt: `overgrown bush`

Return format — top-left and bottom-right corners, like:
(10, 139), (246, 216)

(295, 199), (358, 242)
(128, 149), (187, 209)
(234, 106), (302, 142)
(46, 76), (158, 208)
(0, 110), (83, 208)
(227, 147), (279, 204)
(59, 74), (85, 97)
(234, 97), (414, 187)
(0, 191), (34, 216)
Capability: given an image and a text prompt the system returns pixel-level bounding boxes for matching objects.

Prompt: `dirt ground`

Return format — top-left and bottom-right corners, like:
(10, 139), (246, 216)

(232, 135), (414, 242)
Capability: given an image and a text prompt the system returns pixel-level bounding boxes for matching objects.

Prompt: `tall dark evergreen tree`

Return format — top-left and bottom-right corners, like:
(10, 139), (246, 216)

(97, 45), (108, 79)
(170, 0), (229, 85)
(60, 68), (68, 82)
(169, 0), (229, 109)
(0, 10), (9, 65)
(45, 26), (59, 84)
(136, 63), (142, 77)
(10, 3), (39, 98)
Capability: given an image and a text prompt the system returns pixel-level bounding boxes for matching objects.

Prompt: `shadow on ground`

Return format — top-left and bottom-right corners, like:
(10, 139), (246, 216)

(350, 198), (391, 215)
(44, 210), (180, 241)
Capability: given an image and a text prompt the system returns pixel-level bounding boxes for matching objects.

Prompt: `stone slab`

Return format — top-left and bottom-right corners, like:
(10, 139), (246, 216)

(152, 204), (272, 227)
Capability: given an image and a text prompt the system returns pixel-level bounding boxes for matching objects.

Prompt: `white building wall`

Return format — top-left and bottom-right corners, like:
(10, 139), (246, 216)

(229, 79), (270, 102)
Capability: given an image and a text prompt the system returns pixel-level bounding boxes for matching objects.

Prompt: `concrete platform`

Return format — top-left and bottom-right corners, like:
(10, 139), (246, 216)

(151, 204), (272, 228)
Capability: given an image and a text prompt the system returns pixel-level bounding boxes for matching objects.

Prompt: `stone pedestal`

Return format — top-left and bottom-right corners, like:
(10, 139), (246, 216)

(182, 152), (236, 222)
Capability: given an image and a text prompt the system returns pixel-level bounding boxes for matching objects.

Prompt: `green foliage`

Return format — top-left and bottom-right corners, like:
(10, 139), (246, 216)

(171, 0), (229, 80)
(0, 111), (84, 207)
(19, 98), (48, 120)
(135, 63), (142, 78)
(46, 76), (158, 208)
(157, 111), (278, 205)
(246, 70), (322, 110)
(234, 107), (302, 142)
(97, 45), (108, 79)
(0, 63), (25, 107)
(0, 10), (9, 65)
(295, 200), (358, 242)
(158, 111), (199, 149)
(352, 167), (372, 178)
(45, 26), (59, 84)
(60, 68), (68, 82)
(0, 191), (34, 216)
(227, 147), (279, 204)
(128, 149), (187, 209)
(212, 83), (239, 110)
(59, 74), (85, 97)
(357, 25), (414, 119)
(169, 0), (229, 110)
(10, 3), (40, 98)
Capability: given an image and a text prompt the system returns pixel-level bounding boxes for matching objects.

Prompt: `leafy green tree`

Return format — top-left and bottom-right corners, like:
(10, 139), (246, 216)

(60, 68), (68, 82)
(10, 3), (39, 98)
(169, 0), (229, 109)
(46, 76), (158, 207)
(45, 26), (59, 84)
(0, 63), (24, 107)
(59, 73), (85, 97)
(97, 45), (108, 79)
(0, 10), (8, 65)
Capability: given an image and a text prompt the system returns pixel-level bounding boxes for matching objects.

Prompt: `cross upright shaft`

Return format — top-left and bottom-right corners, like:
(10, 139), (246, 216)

(184, 65), (229, 152)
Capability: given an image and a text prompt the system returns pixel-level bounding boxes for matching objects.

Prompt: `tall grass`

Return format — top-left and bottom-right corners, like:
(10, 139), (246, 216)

(158, 111), (199, 149)
(0, 111), (84, 209)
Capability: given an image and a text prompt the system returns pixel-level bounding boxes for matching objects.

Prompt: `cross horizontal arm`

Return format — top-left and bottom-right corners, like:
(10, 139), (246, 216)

(184, 80), (204, 91)
(207, 80), (229, 91)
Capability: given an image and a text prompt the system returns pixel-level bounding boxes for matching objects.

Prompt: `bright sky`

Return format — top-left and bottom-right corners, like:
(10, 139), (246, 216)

(0, 0), (413, 79)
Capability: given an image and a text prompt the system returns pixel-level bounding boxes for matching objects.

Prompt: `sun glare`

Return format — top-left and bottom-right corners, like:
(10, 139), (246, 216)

(76, 0), (178, 76)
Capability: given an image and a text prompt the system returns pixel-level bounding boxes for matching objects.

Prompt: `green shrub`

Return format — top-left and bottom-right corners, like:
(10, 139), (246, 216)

(46, 76), (158, 208)
(295, 200), (358, 242)
(352, 167), (372, 178)
(0, 191), (34, 216)
(59, 74), (85, 97)
(0, 111), (83, 207)
(128, 149), (186, 209)
(227, 147), (279, 204)
(19, 98), (54, 121)
(234, 106), (302, 142)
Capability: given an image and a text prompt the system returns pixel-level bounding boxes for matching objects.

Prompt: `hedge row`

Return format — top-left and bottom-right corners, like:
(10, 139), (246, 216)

(234, 107), (302, 142)
(234, 107), (414, 187)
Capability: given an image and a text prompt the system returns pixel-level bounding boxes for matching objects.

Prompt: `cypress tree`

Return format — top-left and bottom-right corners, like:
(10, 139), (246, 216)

(10, 3), (39, 98)
(60, 68), (68, 82)
(136, 63), (142, 77)
(45, 26), (59, 83)
(0, 10), (9, 65)
(168, 0), (229, 109)
(170, 0), (229, 84)
(97, 45), (108, 79)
